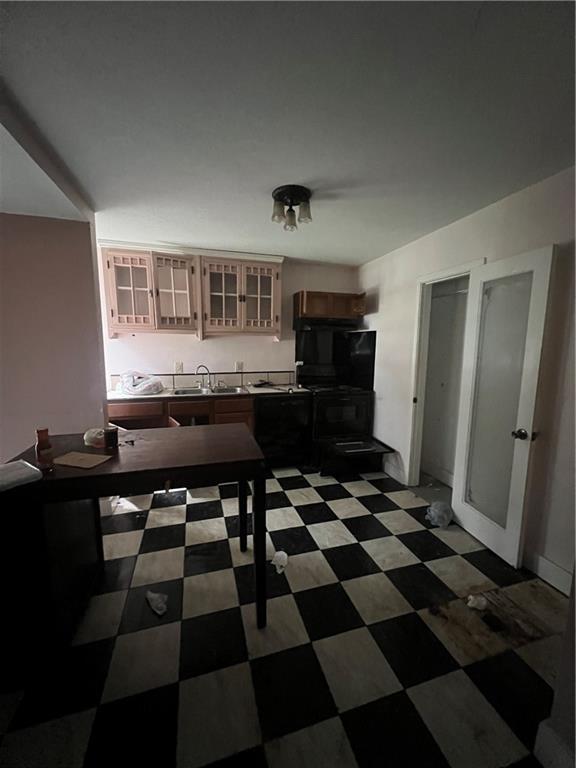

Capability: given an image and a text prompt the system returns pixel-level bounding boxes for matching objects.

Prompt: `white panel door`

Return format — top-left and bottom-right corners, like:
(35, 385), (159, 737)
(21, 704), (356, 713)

(452, 247), (553, 566)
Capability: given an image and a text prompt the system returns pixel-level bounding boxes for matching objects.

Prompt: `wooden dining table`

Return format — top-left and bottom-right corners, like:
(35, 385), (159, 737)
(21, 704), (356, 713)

(1, 424), (268, 664)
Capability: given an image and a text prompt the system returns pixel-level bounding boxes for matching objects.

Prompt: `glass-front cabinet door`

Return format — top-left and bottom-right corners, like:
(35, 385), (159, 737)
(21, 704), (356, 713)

(203, 260), (241, 332)
(243, 263), (279, 332)
(105, 250), (155, 331)
(153, 253), (197, 330)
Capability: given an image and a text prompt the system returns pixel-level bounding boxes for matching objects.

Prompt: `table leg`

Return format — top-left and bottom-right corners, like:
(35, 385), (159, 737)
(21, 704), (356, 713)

(92, 498), (104, 564)
(238, 479), (248, 552)
(253, 474), (267, 628)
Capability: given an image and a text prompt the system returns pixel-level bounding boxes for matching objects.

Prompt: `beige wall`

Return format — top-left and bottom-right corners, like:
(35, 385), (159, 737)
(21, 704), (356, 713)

(0, 213), (107, 460)
(101, 257), (358, 380)
(359, 167), (575, 588)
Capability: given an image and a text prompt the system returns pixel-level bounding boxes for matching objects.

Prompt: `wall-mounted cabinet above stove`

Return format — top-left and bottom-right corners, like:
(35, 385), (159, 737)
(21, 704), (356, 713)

(293, 290), (366, 329)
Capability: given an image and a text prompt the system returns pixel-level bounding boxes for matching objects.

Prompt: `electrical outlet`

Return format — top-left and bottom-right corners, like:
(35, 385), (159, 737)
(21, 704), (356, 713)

(235, 361), (243, 372)
(174, 360), (184, 374)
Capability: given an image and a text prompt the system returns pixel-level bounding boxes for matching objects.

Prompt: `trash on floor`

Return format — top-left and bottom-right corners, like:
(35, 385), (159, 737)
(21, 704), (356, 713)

(425, 500), (454, 528)
(271, 550), (288, 574)
(467, 594), (488, 611)
(146, 590), (168, 616)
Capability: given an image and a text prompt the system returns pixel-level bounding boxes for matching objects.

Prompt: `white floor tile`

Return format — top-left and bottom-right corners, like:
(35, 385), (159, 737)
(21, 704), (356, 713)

(185, 518), (228, 546)
(182, 569), (239, 618)
(375, 508), (425, 534)
(426, 556), (497, 597)
(103, 530), (143, 560)
(341, 480), (381, 497)
(266, 717), (358, 768)
(308, 520), (358, 549)
(72, 591), (127, 645)
(408, 670), (528, 768)
(314, 628), (401, 711)
(177, 663), (261, 768)
(266, 506), (305, 531)
(146, 505), (186, 529)
(131, 547), (185, 587)
(327, 497), (371, 519)
(285, 551), (339, 593)
(343, 573), (412, 624)
(285, 487), (324, 506)
(385, 490), (429, 509)
(361, 537), (420, 571)
(102, 622), (180, 702)
(241, 595), (309, 658)
(430, 525), (484, 554)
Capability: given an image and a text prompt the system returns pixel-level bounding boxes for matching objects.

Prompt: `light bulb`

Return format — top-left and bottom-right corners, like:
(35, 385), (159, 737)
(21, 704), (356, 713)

(283, 207), (297, 231)
(298, 200), (312, 223)
(271, 200), (285, 223)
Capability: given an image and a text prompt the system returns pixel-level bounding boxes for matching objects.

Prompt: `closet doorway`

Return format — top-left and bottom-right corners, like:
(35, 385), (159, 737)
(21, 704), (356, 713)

(417, 276), (469, 504)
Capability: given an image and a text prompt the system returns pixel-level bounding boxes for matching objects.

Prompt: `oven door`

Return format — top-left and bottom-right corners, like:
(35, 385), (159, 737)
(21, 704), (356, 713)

(313, 393), (373, 438)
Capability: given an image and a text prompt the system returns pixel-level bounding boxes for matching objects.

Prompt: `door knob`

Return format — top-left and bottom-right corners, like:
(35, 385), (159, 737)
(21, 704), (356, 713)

(511, 428), (528, 440)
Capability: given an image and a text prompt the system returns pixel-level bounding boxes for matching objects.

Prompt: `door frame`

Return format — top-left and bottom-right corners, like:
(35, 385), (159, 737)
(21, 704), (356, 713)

(406, 259), (485, 487)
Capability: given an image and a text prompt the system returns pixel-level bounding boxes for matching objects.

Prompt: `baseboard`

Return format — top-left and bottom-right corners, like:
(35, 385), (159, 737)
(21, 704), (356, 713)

(523, 552), (573, 595)
(420, 461), (454, 488)
(535, 718), (575, 768)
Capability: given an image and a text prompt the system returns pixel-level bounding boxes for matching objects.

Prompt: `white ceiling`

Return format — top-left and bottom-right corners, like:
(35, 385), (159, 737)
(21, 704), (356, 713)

(0, 125), (84, 221)
(1, 2), (573, 265)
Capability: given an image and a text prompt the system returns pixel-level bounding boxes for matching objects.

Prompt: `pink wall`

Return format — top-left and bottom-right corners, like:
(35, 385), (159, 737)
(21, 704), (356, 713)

(101, 257), (359, 380)
(0, 213), (107, 460)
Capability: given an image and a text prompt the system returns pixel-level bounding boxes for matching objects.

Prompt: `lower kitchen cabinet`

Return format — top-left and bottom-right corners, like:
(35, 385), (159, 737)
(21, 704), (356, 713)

(107, 395), (255, 431)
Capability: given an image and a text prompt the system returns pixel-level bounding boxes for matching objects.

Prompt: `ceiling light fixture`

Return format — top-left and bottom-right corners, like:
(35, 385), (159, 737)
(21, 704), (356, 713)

(271, 185), (312, 232)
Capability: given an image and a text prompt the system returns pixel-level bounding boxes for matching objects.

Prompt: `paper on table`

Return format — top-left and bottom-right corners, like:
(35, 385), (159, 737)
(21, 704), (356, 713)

(53, 452), (113, 469)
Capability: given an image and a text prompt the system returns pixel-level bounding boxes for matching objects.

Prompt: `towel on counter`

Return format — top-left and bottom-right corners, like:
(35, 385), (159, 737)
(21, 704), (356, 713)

(117, 371), (164, 396)
(0, 460), (43, 491)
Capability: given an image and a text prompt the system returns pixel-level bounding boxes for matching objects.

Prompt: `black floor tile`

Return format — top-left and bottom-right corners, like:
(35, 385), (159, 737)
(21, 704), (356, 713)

(369, 613), (458, 687)
(331, 471), (363, 483)
(368, 477), (405, 493)
(186, 500), (224, 521)
(225, 514), (254, 538)
(277, 475), (311, 490)
(315, 484), (352, 502)
(95, 556), (137, 593)
(295, 583), (364, 640)
(184, 540), (233, 576)
(343, 515), (392, 542)
(386, 563), (457, 610)
(265, 491), (292, 510)
(234, 563), (291, 605)
(140, 524), (185, 553)
(398, 530), (456, 561)
(9, 639), (115, 729)
(342, 691), (450, 768)
(463, 549), (532, 587)
(465, 651), (553, 748)
(219, 482), (251, 499)
(505, 757), (543, 768)
(151, 490), (187, 508)
(101, 510), (147, 535)
(404, 506), (434, 529)
(269, 527), (319, 556)
(251, 645), (337, 740)
(180, 608), (248, 679)
(294, 502), (338, 525)
(323, 544), (381, 581)
(206, 746), (268, 767)
(358, 494), (401, 513)
(119, 578), (183, 634)
(83, 683), (178, 768)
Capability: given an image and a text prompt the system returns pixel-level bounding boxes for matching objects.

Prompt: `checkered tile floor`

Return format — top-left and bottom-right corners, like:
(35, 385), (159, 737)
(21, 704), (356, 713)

(0, 466), (569, 768)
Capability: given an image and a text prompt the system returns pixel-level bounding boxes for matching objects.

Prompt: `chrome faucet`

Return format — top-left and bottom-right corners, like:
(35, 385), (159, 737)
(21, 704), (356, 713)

(195, 364), (212, 388)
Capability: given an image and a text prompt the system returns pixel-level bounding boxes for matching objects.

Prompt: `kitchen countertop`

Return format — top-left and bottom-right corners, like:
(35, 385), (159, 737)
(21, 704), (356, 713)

(107, 385), (310, 401)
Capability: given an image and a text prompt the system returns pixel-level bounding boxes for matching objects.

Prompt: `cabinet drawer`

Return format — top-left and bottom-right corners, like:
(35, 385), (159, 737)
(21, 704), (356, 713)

(169, 401), (212, 418)
(108, 402), (164, 419)
(213, 397), (253, 414)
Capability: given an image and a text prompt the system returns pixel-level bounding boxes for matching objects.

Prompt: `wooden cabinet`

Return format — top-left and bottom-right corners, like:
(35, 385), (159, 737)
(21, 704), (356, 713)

(202, 258), (281, 336)
(103, 248), (201, 337)
(104, 249), (156, 331)
(293, 290), (366, 321)
(102, 248), (282, 338)
(153, 253), (198, 331)
(108, 395), (254, 431)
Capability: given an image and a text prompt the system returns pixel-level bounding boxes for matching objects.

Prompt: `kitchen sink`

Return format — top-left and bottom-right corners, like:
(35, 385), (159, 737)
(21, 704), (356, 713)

(174, 387), (212, 395)
(211, 386), (246, 394)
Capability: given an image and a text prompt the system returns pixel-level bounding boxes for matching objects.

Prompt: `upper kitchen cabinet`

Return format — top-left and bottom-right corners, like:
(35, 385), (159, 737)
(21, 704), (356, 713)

(102, 248), (201, 337)
(103, 249), (156, 332)
(293, 290), (366, 323)
(202, 258), (281, 336)
(152, 252), (199, 331)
